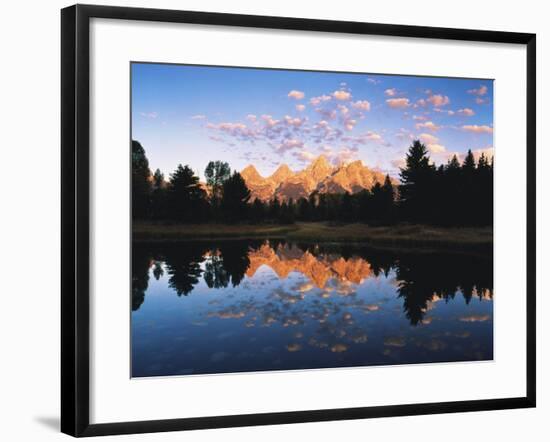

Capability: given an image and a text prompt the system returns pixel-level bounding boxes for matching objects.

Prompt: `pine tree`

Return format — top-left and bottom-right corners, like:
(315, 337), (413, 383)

(220, 171), (250, 222)
(398, 140), (436, 223)
(151, 168), (167, 220)
(152, 168), (164, 189)
(131, 140), (151, 219)
(168, 164), (208, 222)
(250, 198), (266, 223)
(381, 175), (395, 224)
(341, 191), (354, 222)
(269, 197), (281, 221)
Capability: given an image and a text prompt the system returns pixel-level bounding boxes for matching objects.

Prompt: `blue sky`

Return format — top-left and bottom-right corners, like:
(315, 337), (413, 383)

(131, 63), (493, 180)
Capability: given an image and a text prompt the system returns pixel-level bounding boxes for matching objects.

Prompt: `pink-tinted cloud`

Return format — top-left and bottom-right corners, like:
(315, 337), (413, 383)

(292, 150), (317, 163)
(457, 108), (475, 116)
(391, 157), (406, 169)
(462, 124), (493, 134)
(386, 98), (410, 108)
(320, 145), (359, 165)
(295, 104), (306, 112)
(283, 115), (304, 127)
(414, 98), (428, 108)
(385, 88), (397, 97)
(278, 138), (304, 152)
(427, 143), (446, 154)
(471, 146), (494, 161)
(337, 104), (349, 116)
(468, 85), (488, 96)
(413, 114), (428, 121)
(309, 95), (332, 106)
(288, 90), (305, 100)
(475, 97), (489, 105)
(419, 133), (439, 144)
(415, 121), (441, 132)
(434, 108), (455, 116)
(332, 90), (352, 101)
(351, 100), (371, 111)
(365, 131), (382, 141)
(427, 94), (450, 107)
(344, 119), (357, 131)
(261, 114), (280, 127)
(246, 114), (257, 122)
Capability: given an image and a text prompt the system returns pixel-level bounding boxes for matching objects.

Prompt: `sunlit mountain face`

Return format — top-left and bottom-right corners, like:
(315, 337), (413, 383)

(131, 241), (493, 377)
(240, 155), (395, 202)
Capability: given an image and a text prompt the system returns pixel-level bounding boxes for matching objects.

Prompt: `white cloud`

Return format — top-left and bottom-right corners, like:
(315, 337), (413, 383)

(385, 88), (397, 96)
(191, 114), (206, 120)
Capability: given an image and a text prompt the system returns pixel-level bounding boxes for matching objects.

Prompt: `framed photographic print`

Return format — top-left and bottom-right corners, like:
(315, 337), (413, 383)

(61, 4), (536, 437)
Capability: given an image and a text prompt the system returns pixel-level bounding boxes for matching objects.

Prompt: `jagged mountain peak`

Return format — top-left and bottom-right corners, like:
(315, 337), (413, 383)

(241, 164), (263, 182)
(240, 155), (388, 201)
(269, 164), (294, 183)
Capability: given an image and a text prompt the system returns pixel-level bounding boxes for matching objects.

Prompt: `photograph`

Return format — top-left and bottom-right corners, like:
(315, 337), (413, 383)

(131, 62), (494, 378)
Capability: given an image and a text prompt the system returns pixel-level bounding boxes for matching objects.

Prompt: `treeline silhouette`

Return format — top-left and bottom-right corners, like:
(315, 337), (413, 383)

(133, 139), (493, 226)
(132, 241), (493, 326)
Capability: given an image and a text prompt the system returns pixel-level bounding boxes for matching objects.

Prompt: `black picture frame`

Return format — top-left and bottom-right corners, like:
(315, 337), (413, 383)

(61, 4), (536, 437)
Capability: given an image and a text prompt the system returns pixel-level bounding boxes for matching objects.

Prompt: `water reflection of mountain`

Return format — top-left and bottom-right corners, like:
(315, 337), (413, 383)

(132, 240), (493, 326)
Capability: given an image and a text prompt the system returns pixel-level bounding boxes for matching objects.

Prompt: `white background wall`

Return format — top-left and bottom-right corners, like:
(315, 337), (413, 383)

(0, 0), (546, 440)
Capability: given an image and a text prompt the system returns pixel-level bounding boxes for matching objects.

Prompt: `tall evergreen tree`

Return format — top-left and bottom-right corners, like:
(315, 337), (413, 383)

(381, 174), (396, 224)
(168, 164), (208, 222)
(131, 140), (151, 219)
(151, 168), (167, 220)
(269, 197), (281, 221)
(220, 171), (250, 222)
(398, 140), (436, 223)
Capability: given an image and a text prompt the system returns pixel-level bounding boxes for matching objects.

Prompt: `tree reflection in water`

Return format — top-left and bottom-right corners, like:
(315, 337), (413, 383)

(132, 240), (493, 327)
(132, 240), (493, 376)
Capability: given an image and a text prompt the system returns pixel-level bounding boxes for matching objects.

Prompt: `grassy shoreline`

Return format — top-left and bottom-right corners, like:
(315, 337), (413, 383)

(133, 221), (492, 251)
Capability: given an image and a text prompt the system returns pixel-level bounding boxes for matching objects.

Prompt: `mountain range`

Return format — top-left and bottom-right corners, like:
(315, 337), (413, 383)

(240, 155), (392, 202)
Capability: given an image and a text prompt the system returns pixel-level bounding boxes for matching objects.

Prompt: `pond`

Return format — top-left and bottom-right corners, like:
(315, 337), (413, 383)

(131, 240), (493, 377)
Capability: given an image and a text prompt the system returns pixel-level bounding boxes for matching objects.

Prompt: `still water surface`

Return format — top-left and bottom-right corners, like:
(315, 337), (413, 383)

(132, 240), (493, 377)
